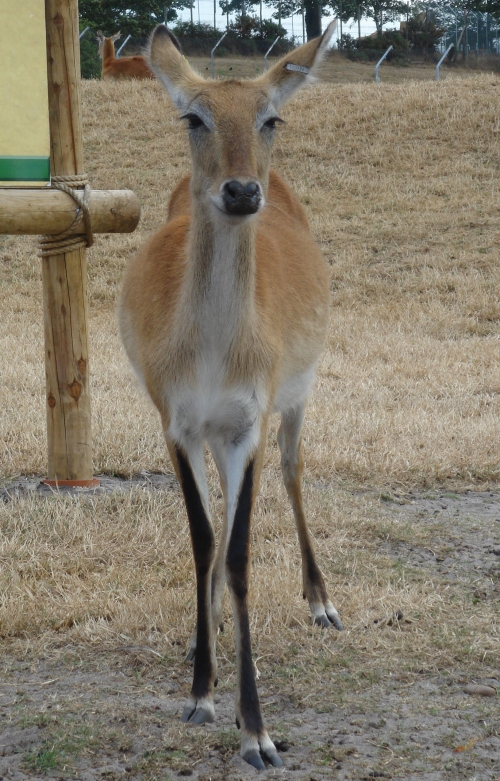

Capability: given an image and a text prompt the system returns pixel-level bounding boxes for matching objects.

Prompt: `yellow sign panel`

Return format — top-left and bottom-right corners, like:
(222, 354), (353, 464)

(0, 1), (50, 186)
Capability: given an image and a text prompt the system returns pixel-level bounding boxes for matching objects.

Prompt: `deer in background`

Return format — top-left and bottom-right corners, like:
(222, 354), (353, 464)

(119, 22), (341, 770)
(96, 31), (154, 80)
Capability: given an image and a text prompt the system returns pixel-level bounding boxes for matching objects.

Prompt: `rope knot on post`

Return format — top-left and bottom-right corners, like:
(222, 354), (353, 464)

(38, 173), (94, 256)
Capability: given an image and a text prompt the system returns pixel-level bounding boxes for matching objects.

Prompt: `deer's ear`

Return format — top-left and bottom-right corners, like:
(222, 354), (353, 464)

(111, 31), (121, 43)
(148, 25), (205, 111)
(258, 21), (336, 108)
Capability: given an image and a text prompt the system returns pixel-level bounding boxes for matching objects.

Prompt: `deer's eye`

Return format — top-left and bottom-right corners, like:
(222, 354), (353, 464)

(262, 117), (283, 131)
(181, 113), (206, 130)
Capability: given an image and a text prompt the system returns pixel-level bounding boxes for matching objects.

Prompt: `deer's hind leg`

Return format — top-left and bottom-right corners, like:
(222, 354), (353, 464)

(167, 437), (217, 725)
(278, 404), (344, 630)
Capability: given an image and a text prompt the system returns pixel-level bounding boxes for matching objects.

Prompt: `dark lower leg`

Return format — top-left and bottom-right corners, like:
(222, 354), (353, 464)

(185, 507), (227, 663)
(226, 458), (282, 769)
(174, 446), (217, 721)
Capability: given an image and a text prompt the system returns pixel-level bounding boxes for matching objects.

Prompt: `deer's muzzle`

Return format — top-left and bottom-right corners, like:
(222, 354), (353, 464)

(222, 180), (261, 216)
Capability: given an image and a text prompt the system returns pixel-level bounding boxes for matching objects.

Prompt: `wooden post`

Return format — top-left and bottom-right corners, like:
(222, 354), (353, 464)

(43, 0), (96, 486)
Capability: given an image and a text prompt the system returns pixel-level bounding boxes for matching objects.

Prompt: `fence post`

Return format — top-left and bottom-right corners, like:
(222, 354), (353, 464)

(264, 36), (280, 71)
(436, 43), (454, 80)
(374, 45), (393, 84)
(43, 0), (97, 485)
(211, 31), (227, 78)
(116, 34), (132, 57)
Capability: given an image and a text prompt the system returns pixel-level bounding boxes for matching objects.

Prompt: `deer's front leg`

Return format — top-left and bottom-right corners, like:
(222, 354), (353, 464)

(170, 442), (217, 725)
(185, 436), (229, 664)
(226, 454), (283, 770)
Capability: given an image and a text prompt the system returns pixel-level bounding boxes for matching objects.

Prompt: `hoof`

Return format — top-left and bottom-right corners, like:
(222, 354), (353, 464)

(314, 614), (331, 628)
(264, 750), (283, 768)
(329, 614), (344, 631)
(311, 600), (344, 631)
(242, 749), (266, 771)
(181, 704), (214, 724)
(314, 612), (345, 630)
(185, 645), (196, 663)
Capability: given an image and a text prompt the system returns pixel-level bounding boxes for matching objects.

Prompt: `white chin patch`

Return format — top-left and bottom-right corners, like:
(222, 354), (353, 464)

(209, 194), (265, 223)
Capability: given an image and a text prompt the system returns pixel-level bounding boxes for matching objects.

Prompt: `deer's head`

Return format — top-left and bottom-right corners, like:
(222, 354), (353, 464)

(148, 24), (335, 222)
(96, 30), (121, 58)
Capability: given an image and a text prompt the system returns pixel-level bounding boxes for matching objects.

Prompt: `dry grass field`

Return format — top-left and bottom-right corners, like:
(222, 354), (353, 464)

(194, 53), (491, 84)
(1, 66), (500, 780)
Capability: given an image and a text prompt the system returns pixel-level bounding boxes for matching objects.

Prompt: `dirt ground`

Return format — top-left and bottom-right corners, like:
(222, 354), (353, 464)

(1, 479), (498, 781)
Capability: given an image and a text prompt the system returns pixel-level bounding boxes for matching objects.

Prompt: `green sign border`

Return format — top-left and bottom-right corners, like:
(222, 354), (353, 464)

(0, 156), (50, 182)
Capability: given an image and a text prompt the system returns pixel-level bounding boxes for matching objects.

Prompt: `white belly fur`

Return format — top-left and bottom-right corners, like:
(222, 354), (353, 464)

(167, 359), (316, 450)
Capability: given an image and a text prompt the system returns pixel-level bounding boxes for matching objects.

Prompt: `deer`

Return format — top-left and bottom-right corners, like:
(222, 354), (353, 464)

(96, 31), (154, 80)
(118, 22), (342, 770)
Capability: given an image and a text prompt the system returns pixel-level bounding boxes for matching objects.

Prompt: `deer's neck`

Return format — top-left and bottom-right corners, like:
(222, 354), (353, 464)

(186, 198), (256, 354)
(102, 41), (116, 65)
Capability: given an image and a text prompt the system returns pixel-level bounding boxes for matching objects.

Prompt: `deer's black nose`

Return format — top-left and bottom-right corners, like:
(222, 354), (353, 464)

(222, 180), (261, 215)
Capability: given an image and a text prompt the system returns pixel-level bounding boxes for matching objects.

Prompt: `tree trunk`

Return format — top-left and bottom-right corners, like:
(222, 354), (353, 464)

(304, 0), (322, 40)
(454, 23), (466, 62)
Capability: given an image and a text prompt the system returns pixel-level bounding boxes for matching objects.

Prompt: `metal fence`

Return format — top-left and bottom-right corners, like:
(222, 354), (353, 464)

(426, 6), (500, 56)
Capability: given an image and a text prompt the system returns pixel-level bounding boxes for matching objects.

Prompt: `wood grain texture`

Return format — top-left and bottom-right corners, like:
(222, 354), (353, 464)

(43, 0), (93, 481)
(42, 248), (92, 480)
(0, 189), (140, 236)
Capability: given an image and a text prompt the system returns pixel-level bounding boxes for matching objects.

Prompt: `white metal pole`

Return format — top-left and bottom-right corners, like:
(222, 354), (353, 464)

(374, 45), (392, 83)
(116, 34), (131, 57)
(264, 36), (280, 70)
(211, 30), (227, 77)
(436, 42), (454, 79)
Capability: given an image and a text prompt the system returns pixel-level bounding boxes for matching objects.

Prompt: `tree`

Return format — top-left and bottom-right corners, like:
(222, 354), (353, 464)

(360, 0), (408, 35)
(406, 10), (445, 53)
(304, 0), (324, 38)
(79, 0), (192, 37)
(219, 0), (260, 23)
(484, 0), (500, 15)
(260, 0), (329, 41)
(326, 0), (408, 40)
(228, 11), (287, 36)
(434, 0), (488, 59)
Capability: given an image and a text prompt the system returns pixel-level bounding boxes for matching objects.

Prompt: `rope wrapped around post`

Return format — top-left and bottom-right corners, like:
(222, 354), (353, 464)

(38, 173), (94, 256)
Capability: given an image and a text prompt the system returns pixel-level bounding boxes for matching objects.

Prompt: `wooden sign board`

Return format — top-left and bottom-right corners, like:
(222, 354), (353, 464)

(0, 1), (50, 187)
